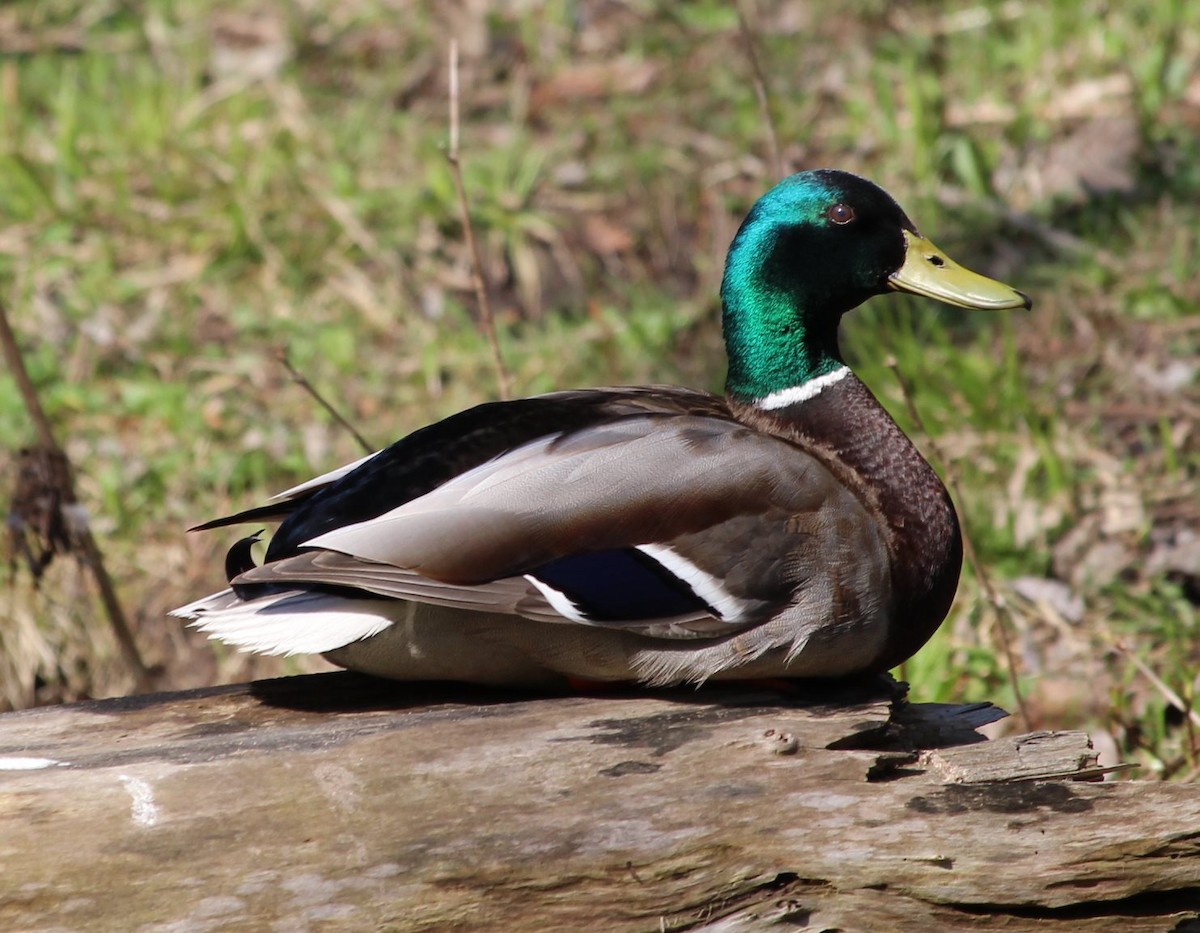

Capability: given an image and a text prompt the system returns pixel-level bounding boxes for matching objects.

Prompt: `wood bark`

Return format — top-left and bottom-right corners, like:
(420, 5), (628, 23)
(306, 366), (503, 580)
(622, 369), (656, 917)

(1, 672), (1197, 932)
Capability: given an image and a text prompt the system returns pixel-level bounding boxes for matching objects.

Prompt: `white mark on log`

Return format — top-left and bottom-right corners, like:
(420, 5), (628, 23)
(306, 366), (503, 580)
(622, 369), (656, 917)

(195, 895), (245, 918)
(788, 791), (861, 810)
(236, 869), (280, 896)
(363, 863), (403, 879)
(118, 774), (161, 827)
(284, 872), (346, 909)
(313, 763), (363, 813)
(0, 757), (63, 770)
(578, 819), (705, 854)
(304, 904), (357, 921)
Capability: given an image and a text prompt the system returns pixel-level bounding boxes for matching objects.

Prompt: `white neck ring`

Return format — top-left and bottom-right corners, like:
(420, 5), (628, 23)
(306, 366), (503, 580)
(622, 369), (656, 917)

(755, 365), (850, 411)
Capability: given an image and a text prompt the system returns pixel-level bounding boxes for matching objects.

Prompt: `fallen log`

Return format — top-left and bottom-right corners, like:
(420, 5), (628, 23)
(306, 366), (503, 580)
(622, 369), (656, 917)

(1, 673), (1197, 932)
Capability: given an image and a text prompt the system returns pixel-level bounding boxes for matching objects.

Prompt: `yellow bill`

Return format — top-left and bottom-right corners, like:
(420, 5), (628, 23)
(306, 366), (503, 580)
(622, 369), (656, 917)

(889, 229), (1031, 310)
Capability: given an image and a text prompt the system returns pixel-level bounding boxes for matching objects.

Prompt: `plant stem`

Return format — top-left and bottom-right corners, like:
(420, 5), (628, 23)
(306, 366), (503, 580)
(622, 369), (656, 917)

(735, 2), (785, 181)
(0, 296), (153, 690)
(887, 356), (1030, 727)
(446, 39), (513, 400)
(277, 348), (373, 455)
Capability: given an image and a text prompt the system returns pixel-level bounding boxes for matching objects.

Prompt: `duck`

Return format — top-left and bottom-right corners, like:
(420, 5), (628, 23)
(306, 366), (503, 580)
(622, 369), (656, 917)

(172, 169), (1030, 687)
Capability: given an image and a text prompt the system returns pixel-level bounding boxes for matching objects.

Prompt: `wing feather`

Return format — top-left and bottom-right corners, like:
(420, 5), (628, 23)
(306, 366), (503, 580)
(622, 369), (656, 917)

(231, 549), (724, 636)
(300, 415), (829, 585)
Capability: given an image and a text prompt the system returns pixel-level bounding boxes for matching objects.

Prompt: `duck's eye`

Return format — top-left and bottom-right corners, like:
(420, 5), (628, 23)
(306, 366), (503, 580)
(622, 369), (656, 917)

(826, 203), (855, 225)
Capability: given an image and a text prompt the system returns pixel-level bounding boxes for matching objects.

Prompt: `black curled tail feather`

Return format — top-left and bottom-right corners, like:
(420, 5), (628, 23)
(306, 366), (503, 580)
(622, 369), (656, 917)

(225, 531), (263, 596)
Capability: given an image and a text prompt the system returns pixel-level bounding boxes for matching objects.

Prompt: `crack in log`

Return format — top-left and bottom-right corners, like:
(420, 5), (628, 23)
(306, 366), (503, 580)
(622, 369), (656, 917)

(1080, 830), (1200, 862)
(672, 881), (1200, 931)
(663, 872), (822, 931)
(948, 886), (1200, 923)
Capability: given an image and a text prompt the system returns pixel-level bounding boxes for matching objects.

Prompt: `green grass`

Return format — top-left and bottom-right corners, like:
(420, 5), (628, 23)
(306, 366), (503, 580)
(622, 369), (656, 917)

(1, 0), (1199, 778)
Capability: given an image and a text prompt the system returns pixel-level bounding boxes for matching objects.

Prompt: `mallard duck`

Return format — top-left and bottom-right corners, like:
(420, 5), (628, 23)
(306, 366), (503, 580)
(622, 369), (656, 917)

(173, 170), (1029, 686)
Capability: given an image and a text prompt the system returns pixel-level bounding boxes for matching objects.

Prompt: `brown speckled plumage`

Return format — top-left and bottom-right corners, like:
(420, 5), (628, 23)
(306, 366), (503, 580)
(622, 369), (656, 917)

(732, 374), (962, 671)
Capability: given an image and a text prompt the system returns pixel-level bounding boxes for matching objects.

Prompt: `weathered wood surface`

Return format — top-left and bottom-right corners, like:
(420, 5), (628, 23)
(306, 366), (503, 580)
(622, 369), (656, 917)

(1, 673), (1198, 933)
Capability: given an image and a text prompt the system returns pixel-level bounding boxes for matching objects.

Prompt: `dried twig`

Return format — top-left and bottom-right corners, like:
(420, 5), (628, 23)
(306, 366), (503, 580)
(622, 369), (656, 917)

(1107, 632), (1200, 731)
(445, 40), (513, 400)
(0, 296), (152, 689)
(735, 2), (785, 180)
(887, 356), (1031, 727)
(276, 348), (374, 455)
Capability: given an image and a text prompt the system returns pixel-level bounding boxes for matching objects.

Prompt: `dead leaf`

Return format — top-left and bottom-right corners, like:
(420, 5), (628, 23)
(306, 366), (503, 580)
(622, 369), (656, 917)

(1012, 576), (1085, 623)
(210, 10), (291, 81)
(531, 58), (658, 113)
(582, 215), (635, 255)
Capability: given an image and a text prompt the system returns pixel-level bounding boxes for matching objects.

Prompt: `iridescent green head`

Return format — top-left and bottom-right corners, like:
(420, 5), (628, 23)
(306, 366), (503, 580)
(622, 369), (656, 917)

(720, 170), (1030, 405)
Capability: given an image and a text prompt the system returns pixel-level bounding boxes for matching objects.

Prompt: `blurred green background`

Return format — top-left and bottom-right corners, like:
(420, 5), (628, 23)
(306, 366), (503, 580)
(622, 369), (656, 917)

(1, 1), (1198, 777)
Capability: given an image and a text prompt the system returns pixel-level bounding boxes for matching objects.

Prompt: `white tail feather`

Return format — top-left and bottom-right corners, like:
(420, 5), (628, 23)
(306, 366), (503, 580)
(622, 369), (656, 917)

(169, 587), (238, 620)
(172, 588), (399, 656)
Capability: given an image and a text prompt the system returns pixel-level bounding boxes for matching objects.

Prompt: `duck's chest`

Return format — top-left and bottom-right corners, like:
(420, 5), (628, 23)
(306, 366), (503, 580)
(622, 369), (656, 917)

(731, 374), (964, 667)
